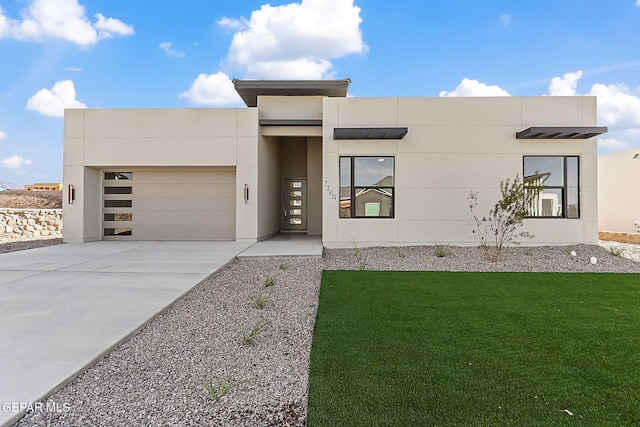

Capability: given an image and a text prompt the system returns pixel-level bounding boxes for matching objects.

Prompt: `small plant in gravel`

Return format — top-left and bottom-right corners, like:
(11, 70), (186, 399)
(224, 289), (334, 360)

(205, 377), (237, 401)
(352, 238), (368, 271)
(433, 241), (451, 258)
(468, 174), (538, 262)
(242, 321), (270, 345)
(264, 276), (276, 287)
(205, 377), (249, 402)
(608, 245), (625, 257)
(254, 292), (270, 309)
(279, 258), (290, 270)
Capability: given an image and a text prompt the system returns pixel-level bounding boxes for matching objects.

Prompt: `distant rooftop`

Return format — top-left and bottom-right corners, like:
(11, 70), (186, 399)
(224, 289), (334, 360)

(233, 78), (351, 107)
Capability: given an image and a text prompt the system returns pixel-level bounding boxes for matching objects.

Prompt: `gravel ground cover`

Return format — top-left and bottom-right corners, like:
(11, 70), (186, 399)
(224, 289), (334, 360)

(0, 238), (62, 253)
(10, 243), (640, 426)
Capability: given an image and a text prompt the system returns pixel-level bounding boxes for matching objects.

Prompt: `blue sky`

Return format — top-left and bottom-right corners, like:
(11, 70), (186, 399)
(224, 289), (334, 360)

(1, 0), (639, 186)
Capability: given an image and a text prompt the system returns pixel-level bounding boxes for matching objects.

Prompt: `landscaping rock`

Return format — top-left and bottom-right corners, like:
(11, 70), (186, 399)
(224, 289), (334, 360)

(11, 243), (640, 426)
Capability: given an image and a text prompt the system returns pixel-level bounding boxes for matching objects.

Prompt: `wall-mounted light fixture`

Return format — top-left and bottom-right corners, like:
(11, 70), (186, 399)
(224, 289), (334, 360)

(244, 184), (249, 204)
(67, 184), (75, 204)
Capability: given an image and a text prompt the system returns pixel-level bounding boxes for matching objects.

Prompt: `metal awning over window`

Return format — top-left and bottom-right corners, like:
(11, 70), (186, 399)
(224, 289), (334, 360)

(334, 127), (408, 140)
(516, 126), (607, 139)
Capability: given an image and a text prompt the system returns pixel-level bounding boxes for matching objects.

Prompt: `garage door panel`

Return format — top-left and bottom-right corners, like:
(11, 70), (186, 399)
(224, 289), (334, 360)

(134, 196), (235, 212)
(102, 168), (236, 241)
(134, 210), (235, 225)
(133, 224), (235, 241)
(135, 183), (235, 198)
(135, 169), (235, 184)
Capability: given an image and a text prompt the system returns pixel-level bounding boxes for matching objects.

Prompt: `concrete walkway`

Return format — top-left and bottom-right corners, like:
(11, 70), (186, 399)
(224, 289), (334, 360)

(0, 241), (250, 427)
(237, 233), (323, 259)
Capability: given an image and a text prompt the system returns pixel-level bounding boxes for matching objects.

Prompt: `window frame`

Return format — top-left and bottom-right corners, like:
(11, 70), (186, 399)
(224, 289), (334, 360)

(339, 156), (395, 219)
(523, 155), (580, 219)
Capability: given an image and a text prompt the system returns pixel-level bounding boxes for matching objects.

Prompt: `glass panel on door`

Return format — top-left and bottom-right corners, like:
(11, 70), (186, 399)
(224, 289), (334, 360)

(283, 179), (307, 231)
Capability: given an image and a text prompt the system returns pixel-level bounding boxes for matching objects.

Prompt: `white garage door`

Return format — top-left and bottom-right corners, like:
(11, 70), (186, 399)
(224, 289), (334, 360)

(102, 168), (236, 240)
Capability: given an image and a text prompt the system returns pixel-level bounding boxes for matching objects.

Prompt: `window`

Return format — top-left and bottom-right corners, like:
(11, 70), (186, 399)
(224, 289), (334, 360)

(340, 156), (394, 218)
(104, 228), (132, 236)
(104, 200), (133, 208)
(103, 171), (133, 238)
(104, 213), (132, 221)
(104, 186), (132, 195)
(104, 172), (132, 180)
(523, 156), (579, 218)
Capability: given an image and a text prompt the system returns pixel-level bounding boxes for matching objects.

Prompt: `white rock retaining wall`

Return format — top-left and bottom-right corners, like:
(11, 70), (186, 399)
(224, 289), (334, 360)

(0, 209), (63, 240)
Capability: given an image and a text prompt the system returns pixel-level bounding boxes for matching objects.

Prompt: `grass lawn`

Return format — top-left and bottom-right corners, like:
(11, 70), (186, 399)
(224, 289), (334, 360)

(308, 271), (640, 426)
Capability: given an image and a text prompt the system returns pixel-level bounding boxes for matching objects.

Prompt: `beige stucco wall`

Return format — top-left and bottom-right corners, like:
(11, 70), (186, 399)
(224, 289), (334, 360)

(322, 96), (599, 247)
(256, 135), (281, 240)
(598, 148), (640, 233)
(258, 96), (323, 121)
(307, 137), (323, 235)
(63, 108), (259, 243)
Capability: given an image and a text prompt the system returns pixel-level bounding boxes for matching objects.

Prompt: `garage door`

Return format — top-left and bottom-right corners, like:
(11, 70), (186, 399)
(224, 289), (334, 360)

(102, 168), (236, 240)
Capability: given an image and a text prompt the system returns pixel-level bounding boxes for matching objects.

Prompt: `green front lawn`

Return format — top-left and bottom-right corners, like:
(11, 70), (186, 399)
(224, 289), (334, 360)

(308, 271), (640, 426)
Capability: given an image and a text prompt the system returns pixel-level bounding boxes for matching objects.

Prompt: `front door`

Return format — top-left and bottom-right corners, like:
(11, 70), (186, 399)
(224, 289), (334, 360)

(284, 178), (307, 231)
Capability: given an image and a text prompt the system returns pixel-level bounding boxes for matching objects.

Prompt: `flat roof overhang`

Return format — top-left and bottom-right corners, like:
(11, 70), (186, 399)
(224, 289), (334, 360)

(334, 127), (409, 140)
(516, 126), (608, 139)
(233, 78), (351, 107)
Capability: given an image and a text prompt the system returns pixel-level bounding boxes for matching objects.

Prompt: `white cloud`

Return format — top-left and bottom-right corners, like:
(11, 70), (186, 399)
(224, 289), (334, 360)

(66, 65), (82, 72)
(548, 70), (583, 96)
(94, 13), (134, 40)
(439, 78), (511, 97)
(0, 0), (133, 47)
(598, 137), (629, 150)
(217, 17), (247, 30)
(1, 155), (32, 169)
(0, 130), (6, 139)
(221, 0), (366, 79)
(637, 0), (640, 7)
(0, 6), (9, 37)
(500, 13), (512, 26)
(247, 58), (334, 80)
(544, 71), (640, 151)
(160, 42), (185, 58)
(179, 72), (243, 105)
(26, 80), (87, 117)
(588, 83), (640, 129)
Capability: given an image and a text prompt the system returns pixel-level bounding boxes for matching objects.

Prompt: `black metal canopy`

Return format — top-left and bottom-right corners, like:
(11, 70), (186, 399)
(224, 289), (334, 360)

(516, 126), (607, 139)
(334, 127), (409, 140)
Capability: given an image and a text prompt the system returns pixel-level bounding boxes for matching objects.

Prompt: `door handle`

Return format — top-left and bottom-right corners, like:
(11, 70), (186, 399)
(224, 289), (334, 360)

(283, 207), (287, 217)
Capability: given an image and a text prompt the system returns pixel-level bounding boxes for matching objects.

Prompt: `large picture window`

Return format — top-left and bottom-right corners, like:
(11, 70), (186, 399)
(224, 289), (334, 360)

(340, 156), (394, 218)
(523, 156), (579, 218)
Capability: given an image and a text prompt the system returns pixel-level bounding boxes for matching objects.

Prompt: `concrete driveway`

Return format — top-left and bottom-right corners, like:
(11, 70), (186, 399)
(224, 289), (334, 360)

(0, 241), (250, 426)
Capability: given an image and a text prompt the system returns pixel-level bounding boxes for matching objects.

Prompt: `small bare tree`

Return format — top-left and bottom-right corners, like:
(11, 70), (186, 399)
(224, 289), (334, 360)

(468, 174), (538, 262)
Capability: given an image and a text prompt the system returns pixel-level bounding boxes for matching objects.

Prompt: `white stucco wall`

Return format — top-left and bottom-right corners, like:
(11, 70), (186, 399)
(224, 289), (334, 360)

(598, 148), (640, 233)
(63, 108), (259, 243)
(322, 96), (599, 247)
(64, 94), (601, 246)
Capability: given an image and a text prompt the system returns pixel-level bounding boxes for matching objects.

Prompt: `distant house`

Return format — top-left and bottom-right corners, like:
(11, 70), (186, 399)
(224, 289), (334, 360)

(24, 183), (63, 191)
(63, 79), (606, 246)
(598, 148), (640, 233)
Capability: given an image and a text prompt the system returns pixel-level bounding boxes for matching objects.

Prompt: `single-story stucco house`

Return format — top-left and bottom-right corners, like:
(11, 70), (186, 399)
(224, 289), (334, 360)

(63, 79), (607, 247)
